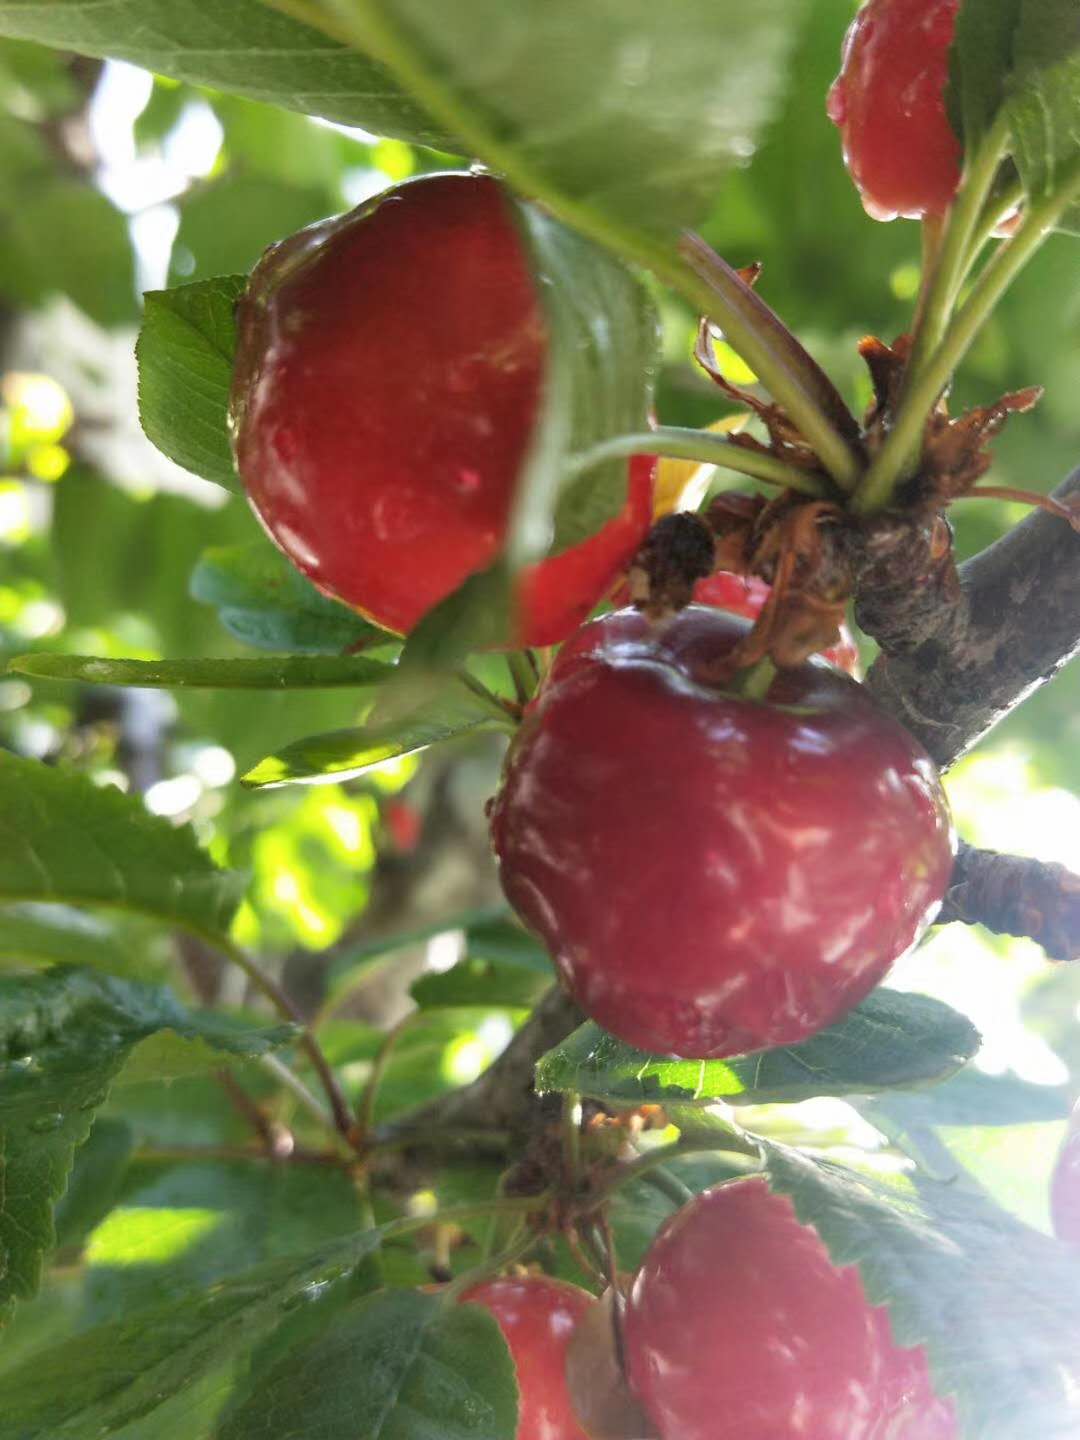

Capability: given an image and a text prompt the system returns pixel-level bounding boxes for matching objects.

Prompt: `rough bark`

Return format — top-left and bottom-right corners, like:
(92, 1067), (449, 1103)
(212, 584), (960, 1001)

(939, 841), (1080, 961)
(861, 467), (1080, 770)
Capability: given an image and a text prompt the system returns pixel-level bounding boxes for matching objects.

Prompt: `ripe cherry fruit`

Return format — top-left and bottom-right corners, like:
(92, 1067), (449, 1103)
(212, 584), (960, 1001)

(624, 1178), (956, 1439)
(490, 605), (954, 1058)
(230, 172), (654, 645)
(462, 1275), (595, 1439)
(828, 0), (962, 221)
(694, 569), (861, 675)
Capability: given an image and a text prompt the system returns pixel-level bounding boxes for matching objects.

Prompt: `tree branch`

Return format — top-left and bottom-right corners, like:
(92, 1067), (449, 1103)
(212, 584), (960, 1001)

(938, 841), (1080, 961)
(381, 985), (583, 1143)
(858, 466), (1080, 769)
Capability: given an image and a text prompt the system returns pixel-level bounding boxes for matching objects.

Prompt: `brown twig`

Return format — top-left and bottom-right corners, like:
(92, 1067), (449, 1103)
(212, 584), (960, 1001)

(938, 842), (1080, 961)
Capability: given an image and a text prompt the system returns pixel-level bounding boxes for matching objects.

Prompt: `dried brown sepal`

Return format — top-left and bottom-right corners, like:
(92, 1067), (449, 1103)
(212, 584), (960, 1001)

(694, 321), (821, 468)
(565, 1287), (660, 1440)
(628, 512), (715, 618)
(911, 385), (1044, 510)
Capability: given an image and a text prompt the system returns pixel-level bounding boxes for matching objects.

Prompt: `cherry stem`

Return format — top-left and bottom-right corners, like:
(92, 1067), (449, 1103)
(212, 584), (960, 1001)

(587, 1131), (758, 1206)
(457, 669), (522, 726)
(568, 427), (832, 499)
(441, 1225), (540, 1303)
(506, 650), (537, 706)
(219, 936), (358, 1147)
(855, 152), (1080, 516)
(969, 485), (1080, 534)
(562, 1091), (584, 1188)
(733, 656), (778, 702)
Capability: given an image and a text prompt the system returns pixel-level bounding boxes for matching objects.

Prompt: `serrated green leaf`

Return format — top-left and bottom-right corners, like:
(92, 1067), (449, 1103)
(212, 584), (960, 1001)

(0, 1227), (385, 1437)
(242, 686), (498, 787)
(535, 990), (980, 1106)
(1008, 0), (1080, 232)
(52, 1117), (134, 1251)
(319, 0), (803, 245)
(760, 1140), (1080, 1438)
(411, 958), (549, 1011)
(0, 752), (246, 944)
(136, 277), (246, 490)
(10, 652), (395, 690)
(190, 539), (385, 655)
(0, 0), (446, 144)
(0, 968), (295, 1326)
(218, 1288), (518, 1439)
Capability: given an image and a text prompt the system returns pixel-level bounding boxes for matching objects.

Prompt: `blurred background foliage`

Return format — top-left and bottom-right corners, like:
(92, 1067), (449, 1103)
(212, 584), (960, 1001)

(0, 0), (1078, 1367)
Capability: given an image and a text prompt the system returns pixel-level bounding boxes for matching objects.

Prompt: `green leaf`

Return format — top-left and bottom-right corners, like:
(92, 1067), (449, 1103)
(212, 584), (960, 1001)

(1007, 0), (1080, 232)
(948, 0), (1023, 149)
(52, 1117), (135, 1250)
(169, 175), (336, 285)
(10, 652), (396, 690)
(242, 686), (498, 787)
(136, 277), (246, 491)
(0, 968), (295, 1325)
(411, 958), (549, 1010)
(535, 990), (980, 1106)
(190, 539), (384, 655)
(0, 178), (136, 327)
(0, 753), (246, 943)
(0, 1228), (386, 1436)
(0, 904), (144, 978)
(218, 1288), (518, 1439)
(0, 0), (446, 144)
(319, 0), (804, 245)
(465, 916), (553, 974)
(760, 1140), (1080, 1437)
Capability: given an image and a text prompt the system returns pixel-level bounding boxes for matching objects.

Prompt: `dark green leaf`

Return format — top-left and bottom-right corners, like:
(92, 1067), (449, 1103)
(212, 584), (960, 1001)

(0, 1228), (385, 1436)
(948, 0), (1022, 149)
(0, 177), (136, 327)
(761, 1140), (1080, 1437)
(322, 0), (804, 244)
(0, 968), (295, 1325)
(0, 904), (144, 978)
(0, 753), (246, 943)
(10, 652), (395, 690)
(411, 958), (549, 1010)
(190, 539), (385, 655)
(866, 1067), (1070, 1132)
(0, 0), (446, 144)
(136, 277), (246, 491)
(52, 1117), (135, 1250)
(535, 990), (980, 1106)
(1008, 0), (1080, 232)
(242, 686), (498, 787)
(218, 1288), (518, 1439)
(465, 916), (552, 974)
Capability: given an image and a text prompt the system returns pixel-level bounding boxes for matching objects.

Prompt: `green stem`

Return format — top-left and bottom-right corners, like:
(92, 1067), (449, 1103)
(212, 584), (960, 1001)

(568, 427), (832, 499)
(562, 1092), (583, 1187)
(855, 158), (1080, 516)
(457, 669), (521, 726)
(733, 656), (777, 701)
(442, 1225), (540, 1302)
(908, 115), (1012, 367)
(220, 938), (358, 1144)
(313, 0), (861, 494)
(588, 1132), (758, 1206)
(641, 1165), (696, 1210)
(506, 650), (537, 706)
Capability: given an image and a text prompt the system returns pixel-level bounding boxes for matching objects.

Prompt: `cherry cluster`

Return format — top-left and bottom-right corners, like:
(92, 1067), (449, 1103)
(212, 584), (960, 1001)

(226, 2), (1020, 1433)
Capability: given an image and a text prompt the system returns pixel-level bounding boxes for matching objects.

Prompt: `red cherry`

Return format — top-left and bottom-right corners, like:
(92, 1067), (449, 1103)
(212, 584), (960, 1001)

(624, 1178), (956, 1439)
(462, 1275), (595, 1440)
(693, 570), (861, 675)
(490, 606), (954, 1058)
(1050, 1103), (1080, 1244)
(827, 0), (962, 220)
(231, 172), (654, 645)
(384, 798), (422, 854)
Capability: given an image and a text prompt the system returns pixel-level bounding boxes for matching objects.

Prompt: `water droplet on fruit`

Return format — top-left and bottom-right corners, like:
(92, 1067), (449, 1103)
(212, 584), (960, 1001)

(453, 468), (482, 495)
(826, 79), (847, 125)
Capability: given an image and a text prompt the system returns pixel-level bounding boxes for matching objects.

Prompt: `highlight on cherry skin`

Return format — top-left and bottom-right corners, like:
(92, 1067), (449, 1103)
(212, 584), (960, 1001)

(490, 605), (955, 1059)
(229, 170), (654, 647)
(461, 1275), (595, 1440)
(693, 569), (861, 675)
(827, 0), (962, 221)
(624, 1177), (957, 1440)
